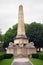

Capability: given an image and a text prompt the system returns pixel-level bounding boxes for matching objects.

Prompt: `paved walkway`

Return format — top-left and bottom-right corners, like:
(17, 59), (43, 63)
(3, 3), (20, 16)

(12, 58), (33, 65)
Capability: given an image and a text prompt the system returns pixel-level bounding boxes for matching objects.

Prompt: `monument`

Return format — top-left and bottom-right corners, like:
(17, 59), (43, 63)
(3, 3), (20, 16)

(6, 5), (36, 57)
(14, 5), (28, 46)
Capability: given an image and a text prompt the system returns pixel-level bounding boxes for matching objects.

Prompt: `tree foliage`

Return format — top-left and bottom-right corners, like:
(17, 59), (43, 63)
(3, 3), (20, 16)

(3, 22), (43, 49)
(0, 30), (4, 48)
(25, 22), (43, 49)
(3, 24), (17, 47)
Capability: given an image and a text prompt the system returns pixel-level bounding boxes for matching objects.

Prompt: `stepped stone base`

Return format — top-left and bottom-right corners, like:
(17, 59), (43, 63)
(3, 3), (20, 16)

(14, 35), (28, 45)
(6, 42), (36, 57)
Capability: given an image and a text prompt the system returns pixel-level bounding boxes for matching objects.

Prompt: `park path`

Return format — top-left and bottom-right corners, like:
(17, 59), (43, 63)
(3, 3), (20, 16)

(11, 58), (33, 65)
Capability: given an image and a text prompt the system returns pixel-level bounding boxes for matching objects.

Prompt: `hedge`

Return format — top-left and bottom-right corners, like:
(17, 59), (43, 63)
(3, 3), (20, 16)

(0, 55), (4, 60)
(0, 52), (5, 60)
(4, 54), (13, 59)
(0, 53), (13, 60)
(32, 53), (39, 58)
(32, 52), (43, 60)
(39, 54), (43, 60)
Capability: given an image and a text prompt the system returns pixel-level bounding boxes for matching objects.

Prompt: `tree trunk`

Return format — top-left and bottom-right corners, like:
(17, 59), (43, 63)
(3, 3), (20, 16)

(39, 47), (40, 52)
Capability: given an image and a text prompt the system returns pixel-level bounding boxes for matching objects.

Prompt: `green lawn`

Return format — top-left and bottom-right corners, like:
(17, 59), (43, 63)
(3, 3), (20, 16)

(29, 58), (43, 65)
(0, 59), (13, 65)
(0, 52), (13, 65)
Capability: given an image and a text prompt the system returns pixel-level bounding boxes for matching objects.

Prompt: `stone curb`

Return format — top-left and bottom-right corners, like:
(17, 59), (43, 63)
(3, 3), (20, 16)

(11, 59), (14, 65)
(29, 59), (33, 65)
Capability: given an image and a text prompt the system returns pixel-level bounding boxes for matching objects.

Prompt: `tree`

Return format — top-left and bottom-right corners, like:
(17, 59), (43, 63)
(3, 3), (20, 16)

(26, 22), (43, 51)
(0, 29), (4, 51)
(3, 24), (17, 48)
(0, 29), (2, 41)
(3, 22), (43, 51)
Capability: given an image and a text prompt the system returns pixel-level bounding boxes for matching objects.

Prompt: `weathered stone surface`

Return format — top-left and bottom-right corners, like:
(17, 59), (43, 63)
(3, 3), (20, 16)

(6, 5), (36, 57)
(17, 5), (25, 35)
(14, 5), (28, 45)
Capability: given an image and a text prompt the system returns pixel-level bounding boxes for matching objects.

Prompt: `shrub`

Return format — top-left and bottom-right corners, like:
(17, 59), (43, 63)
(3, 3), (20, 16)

(0, 55), (4, 60)
(39, 55), (43, 60)
(38, 54), (43, 60)
(0, 52), (5, 60)
(32, 52), (43, 60)
(4, 54), (13, 59)
(0, 52), (13, 60)
(32, 53), (39, 58)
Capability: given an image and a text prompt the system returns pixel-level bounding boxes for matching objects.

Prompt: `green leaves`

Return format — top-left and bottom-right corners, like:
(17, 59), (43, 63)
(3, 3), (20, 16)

(3, 24), (17, 47)
(3, 22), (43, 49)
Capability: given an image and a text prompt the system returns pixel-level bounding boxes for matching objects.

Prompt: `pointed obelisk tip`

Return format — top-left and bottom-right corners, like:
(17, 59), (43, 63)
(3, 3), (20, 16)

(19, 4), (23, 8)
(19, 4), (23, 7)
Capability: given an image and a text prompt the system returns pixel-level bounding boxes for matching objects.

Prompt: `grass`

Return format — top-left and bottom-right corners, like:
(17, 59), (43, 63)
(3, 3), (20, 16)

(29, 58), (43, 65)
(0, 52), (13, 65)
(0, 59), (13, 65)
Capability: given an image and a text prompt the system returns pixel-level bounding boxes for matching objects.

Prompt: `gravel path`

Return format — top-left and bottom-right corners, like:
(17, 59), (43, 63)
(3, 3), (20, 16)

(12, 58), (32, 65)
(12, 62), (32, 65)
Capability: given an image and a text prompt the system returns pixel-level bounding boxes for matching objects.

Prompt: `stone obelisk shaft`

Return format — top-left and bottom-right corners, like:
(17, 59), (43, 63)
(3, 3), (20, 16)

(14, 5), (28, 45)
(17, 5), (25, 35)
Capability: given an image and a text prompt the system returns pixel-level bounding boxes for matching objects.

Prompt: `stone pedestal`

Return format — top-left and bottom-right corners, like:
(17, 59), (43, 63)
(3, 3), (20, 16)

(6, 5), (36, 57)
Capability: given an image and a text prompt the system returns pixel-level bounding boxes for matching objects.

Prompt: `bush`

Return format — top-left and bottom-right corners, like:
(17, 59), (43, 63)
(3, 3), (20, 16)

(39, 55), (43, 60)
(39, 54), (43, 60)
(0, 52), (5, 60)
(32, 52), (43, 60)
(0, 53), (13, 60)
(0, 55), (4, 60)
(4, 54), (13, 59)
(32, 53), (39, 58)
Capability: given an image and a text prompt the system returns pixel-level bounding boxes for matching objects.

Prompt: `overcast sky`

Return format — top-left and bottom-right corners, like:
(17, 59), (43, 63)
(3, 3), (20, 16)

(0, 0), (43, 34)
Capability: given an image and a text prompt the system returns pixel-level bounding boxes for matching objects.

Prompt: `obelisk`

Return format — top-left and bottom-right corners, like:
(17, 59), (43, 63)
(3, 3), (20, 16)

(17, 5), (25, 35)
(14, 5), (28, 45)
(6, 5), (36, 57)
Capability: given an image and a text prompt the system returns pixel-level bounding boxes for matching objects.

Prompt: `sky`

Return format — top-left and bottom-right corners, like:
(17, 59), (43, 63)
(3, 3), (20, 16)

(0, 0), (43, 34)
